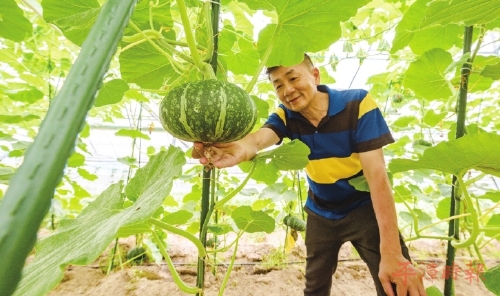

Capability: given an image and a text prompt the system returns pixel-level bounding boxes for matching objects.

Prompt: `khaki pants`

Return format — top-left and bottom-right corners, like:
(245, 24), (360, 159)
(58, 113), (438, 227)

(304, 201), (411, 296)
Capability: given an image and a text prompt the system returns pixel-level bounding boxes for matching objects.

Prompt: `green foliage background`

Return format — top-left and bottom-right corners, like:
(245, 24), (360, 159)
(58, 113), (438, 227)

(1, 0), (500, 295)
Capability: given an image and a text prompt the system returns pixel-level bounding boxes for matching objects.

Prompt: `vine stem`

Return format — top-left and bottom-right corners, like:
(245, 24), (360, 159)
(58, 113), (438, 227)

(444, 25), (474, 296)
(214, 161), (257, 209)
(150, 228), (201, 294)
(450, 174), (480, 248)
(176, 0), (215, 79)
(218, 236), (239, 296)
(245, 31), (275, 93)
(149, 218), (207, 257)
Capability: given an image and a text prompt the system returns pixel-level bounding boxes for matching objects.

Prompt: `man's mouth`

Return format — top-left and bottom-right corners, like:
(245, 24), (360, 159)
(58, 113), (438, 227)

(287, 96), (299, 104)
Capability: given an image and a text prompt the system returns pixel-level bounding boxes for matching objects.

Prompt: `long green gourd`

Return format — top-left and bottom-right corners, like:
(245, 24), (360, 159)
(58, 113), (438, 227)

(0, 0), (138, 294)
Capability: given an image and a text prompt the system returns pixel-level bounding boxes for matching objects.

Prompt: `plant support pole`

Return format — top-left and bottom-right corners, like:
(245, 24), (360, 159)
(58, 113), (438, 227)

(444, 25), (473, 296)
(196, 1), (221, 295)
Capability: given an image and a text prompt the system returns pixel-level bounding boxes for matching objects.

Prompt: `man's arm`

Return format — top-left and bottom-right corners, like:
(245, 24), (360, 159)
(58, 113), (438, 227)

(359, 148), (426, 296)
(192, 127), (279, 168)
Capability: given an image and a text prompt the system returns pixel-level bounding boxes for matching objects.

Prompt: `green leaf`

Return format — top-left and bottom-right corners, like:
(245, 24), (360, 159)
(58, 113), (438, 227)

(436, 198), (451, 220)
(125, 147), (186, 202)
(117, 156), (137, 167)
(5, 87), (44, 104)
(392, 116), (418, 129)
(207, 224), (233, 235)
(126, 0), (173, 33)
(14, 148), (185, 296)
(94, 79), (129, 107)
(0, 165), (15, 185)
(348, 175), (370, 192)
(219, 25), (260, 76)
(0, 0), (32, 41)
(425, 285), (444, 296)
(231, 205), (275, 233)
(391, 0), (462, 54)
(481, 62), (500, 80)
(0, 115), (40, 124)
(116, 222), (151, 237)
(183, 184), (202, 203)
(481, 263), (500, 295)
(67, 152), (85, 168)
(478, 191), (500, 202)
(389, 133), (500, 177)
(423, 110), (447, 127)
(484, 214), (500, 239)
(42, 0), (101, 46)
(119, 42), (176, 89)
(421, 0), (500, 28)
(77, 168), (98, 181)
(403, 48), (453, 101)
(162, 210), (193, 225)
(453, 56), (499, 92)
(243, 0), (371, 67)
(251, 95), (270, 121)
(258, 183), (296, 203)
(254, 139), (310, 170)
(115, 129), (150, 140)
(241, 140), (310, 185)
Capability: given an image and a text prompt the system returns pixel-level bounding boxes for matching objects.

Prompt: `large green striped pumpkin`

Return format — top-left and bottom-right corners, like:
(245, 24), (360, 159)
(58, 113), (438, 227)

(159, 79), (257, 143)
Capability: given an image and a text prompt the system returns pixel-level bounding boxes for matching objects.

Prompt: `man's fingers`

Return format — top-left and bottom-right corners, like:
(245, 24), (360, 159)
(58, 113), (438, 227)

(396, 281), (408, 296)
(381, 279), (395, 296)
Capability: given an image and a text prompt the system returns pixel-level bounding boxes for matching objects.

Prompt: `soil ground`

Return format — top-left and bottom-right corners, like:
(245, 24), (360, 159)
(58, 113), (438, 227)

(46, 231), (498, 296)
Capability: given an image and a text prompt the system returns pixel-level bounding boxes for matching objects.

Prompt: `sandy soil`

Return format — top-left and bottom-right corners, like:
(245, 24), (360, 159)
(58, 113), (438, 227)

(47, 231), (497, 296)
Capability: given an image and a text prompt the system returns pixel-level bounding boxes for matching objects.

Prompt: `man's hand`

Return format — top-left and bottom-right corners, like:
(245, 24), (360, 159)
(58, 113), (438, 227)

(192, 141), (248, 169)
(379, 255), (427, 296)
(192, 128), (280, 168)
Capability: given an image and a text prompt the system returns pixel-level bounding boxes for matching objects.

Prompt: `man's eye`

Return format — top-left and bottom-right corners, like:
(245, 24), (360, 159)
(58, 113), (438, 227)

(275, 85), (282, 90)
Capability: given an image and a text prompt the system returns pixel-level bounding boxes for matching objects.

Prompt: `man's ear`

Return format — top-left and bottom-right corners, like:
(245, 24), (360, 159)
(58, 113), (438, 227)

(312, 67), (321, 84)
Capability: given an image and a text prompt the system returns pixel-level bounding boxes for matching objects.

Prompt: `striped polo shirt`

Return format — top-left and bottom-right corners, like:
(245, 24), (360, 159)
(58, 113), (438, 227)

(263, 85), (394, 219)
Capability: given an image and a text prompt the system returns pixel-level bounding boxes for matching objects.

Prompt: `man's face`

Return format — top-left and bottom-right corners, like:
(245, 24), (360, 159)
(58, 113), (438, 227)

(269, 62), (320, 112)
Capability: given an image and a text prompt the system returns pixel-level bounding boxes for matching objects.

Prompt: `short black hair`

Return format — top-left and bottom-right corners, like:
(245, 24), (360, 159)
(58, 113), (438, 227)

(265, 53), (314, 78)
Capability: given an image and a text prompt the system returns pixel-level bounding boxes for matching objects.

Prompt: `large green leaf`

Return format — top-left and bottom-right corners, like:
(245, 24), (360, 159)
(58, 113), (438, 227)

(402, 48), (453, 101)
(0, 0), (32, 41)
(239, 139), (310, 185)
(13, 147), (185, 296)
(391, 0), (462, 54)
(389, 133), (500, 177)
(421, 0), (500, 28)
(219, 25), (260, 76)
(42, 0), (101, 46)
(241, 0), (371, 67)
(231, 205), (275, 233)
(254, 139), (310, 170)
(119, 42), (177, 89)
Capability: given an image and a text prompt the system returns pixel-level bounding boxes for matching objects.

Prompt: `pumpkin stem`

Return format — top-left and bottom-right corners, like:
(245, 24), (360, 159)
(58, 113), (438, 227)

(203, 144), (215, 171)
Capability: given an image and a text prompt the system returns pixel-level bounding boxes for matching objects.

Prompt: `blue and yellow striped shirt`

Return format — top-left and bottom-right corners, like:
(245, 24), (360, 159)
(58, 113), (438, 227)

(263, 85), (394, 219)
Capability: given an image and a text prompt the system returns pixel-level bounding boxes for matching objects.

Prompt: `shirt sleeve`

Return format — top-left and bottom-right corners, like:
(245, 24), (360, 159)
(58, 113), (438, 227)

(354, 93), (394, 152)
(262, 105), (288, 143)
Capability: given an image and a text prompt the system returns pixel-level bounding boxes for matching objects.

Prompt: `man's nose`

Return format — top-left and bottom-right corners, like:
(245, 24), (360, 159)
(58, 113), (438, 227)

(283, 84), (294, 97)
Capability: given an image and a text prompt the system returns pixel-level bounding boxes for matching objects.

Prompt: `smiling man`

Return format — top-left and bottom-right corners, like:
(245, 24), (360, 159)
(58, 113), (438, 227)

(193, 54), (426, 296)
